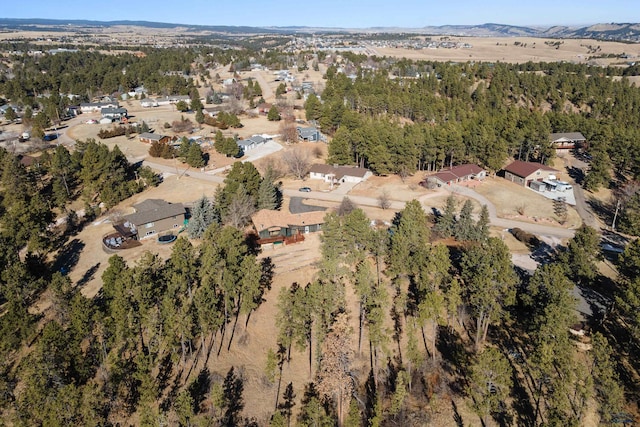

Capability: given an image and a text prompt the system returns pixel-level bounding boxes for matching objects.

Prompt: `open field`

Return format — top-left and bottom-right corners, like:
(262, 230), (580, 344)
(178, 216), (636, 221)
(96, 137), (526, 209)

(474, 175), (582, 227)
(370, 36), (640, 66)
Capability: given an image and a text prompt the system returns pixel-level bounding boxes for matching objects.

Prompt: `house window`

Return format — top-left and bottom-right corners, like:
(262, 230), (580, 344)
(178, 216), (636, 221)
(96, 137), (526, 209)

(145, 230), (156, 236)
(145, 222), (155, 228)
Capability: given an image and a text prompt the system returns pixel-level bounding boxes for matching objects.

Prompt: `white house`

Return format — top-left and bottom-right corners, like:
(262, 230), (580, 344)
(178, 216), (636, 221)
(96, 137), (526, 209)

(140, 98), (159, 108)
(80, 101), (119, 113)
(309, 164), (372, 184)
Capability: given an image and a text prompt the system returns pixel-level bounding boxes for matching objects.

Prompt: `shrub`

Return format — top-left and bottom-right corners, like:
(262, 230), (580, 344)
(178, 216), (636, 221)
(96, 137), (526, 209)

(510, 228), (541, 248)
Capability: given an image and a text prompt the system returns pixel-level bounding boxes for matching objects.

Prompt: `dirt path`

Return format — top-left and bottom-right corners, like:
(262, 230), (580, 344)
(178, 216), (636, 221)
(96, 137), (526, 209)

(253, 70), (275, 102)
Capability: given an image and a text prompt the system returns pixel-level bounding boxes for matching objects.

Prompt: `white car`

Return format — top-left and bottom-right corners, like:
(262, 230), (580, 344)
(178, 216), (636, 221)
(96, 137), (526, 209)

(85, 119), (98, 124)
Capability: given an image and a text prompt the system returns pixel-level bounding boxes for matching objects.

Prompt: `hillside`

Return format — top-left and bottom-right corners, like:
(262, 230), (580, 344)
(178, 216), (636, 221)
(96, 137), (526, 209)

(2, 18), (640, 41)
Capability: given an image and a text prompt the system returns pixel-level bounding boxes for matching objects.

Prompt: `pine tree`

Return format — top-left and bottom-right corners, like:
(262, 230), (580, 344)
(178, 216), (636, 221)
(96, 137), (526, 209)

(434, 194), (457, 238)
(267, 105), (281, 121)
(454, 199), (474, 241)
(461, 237), (518, 349)
(468, 347), (513, 426)
(474, 204), (490, 242)
(187, 195), (217, 239)
(258, 177), (279, 210)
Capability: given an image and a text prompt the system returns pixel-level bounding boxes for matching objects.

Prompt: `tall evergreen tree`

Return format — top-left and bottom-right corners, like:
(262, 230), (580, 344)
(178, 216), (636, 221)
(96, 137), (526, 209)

(187, 195), (218, 239)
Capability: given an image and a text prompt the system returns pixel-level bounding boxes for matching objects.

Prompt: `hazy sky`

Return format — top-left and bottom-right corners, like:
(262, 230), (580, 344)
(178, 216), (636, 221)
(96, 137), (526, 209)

(3, 0), (640, 28)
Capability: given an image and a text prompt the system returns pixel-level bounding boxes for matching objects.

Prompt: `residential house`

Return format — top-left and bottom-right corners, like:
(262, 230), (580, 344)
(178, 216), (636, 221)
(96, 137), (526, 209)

(423, 164), (486, 187)
(156, 95), (191, 106)
(503, 160), (559, 187)
(139, 132), (172, 144)
(18, 155), (40, 169)
(80, 101), (119, 113)
(236, 135), (266, 152)
(101, 107), (128, 121)
(256, 103), (272, 115)
(128, 85), (147, 98)
(251, 209), (326, 245)
(140, 98), (159, 108)
(549, 132), (587, 150)
(297, 126), (322, 142)
(309, 164), (372, 184)
(202, 107), (221, 118)
(115, 199), (186, 240)
(0, 104), (20, 116)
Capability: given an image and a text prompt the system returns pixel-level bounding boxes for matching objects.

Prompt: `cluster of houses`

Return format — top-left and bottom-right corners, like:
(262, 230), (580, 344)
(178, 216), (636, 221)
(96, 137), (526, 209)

(140, 95), (191, 108)
(79, 97), (128, 124)
(103, 130), (587, 249)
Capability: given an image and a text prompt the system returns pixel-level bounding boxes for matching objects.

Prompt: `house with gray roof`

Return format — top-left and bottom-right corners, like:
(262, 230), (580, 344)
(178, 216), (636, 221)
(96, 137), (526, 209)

(80, 101), (119, 113)
(116, 199), (186, 240)
(549, 132), (586, 150)
(236, 135), (267, 152)
(101, 107), (128, 120)
(297, 126), (323, 142)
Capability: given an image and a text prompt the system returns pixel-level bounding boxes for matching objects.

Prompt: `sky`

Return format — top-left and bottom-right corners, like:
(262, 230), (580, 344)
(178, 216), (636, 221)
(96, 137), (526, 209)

(2, 0), (640, 28)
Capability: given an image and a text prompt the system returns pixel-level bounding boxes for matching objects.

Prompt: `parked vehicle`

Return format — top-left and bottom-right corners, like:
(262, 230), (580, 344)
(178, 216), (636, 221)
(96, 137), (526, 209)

(299, 187), (311, 192)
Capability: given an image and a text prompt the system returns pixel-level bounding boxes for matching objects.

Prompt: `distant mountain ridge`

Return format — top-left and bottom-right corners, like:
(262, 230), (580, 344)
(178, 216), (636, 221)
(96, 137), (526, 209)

(1, 18), (640, 41)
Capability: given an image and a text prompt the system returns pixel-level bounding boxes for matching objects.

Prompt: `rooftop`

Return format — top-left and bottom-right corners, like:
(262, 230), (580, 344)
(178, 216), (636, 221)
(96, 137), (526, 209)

(503, 160), (558, 178)
(124, 199), (185, 226)
(251, 209), (326, 232)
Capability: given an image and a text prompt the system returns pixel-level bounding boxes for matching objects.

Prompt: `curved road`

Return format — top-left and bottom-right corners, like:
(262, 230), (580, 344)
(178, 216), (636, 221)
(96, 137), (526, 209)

(284, 186), (576, 240)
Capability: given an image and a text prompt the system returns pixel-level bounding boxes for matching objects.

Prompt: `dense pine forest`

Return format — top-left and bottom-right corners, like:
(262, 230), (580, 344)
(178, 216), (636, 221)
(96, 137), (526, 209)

(0, 42), (639, 425)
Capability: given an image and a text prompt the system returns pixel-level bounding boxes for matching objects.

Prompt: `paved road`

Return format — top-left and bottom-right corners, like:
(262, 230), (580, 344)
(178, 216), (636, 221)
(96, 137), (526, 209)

(448, 184), (576, 239)
(286, 187), (576, 239)
(559, 155), (601, 229)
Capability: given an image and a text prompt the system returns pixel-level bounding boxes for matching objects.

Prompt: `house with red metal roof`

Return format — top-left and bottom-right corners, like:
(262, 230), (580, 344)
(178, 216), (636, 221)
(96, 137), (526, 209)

(503, 160), (559, 187)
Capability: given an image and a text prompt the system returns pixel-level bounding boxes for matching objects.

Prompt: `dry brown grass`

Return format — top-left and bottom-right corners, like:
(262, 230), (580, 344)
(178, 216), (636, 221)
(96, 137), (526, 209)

(372, 36), (640, 66)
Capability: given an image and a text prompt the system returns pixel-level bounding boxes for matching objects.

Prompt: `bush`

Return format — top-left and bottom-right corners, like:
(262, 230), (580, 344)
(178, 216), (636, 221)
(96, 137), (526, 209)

(98, 125), (136, 139)
(510, 228), (541, 248)
(149, 141), (176, 159)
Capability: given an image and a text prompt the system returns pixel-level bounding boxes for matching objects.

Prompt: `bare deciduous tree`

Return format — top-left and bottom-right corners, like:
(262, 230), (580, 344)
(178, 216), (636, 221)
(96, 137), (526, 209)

(378, 190), (391, 210)
(336, 197), (357, 217)
(282, 147), (311, 180)
(279, 120), (298, 144)
(316, 313), (354, 427)
(224, 191), (256, 229)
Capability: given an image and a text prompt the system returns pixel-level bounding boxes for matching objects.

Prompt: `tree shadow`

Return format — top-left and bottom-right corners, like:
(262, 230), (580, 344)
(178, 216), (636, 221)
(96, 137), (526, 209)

(529, 241), (557, 265)
(189, 367), (211, 414)
(76, 262), (100, 288)
(566, 165), (585, 185)
(436, 328), (470, 394)
(53, 238), (85, 275)
(586, 196), (614, 225)
(451, 399), (464, 427)
(156, 353), (174, 396)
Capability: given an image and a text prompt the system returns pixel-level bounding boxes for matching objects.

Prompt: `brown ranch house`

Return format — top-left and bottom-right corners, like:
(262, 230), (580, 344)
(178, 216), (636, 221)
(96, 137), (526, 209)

(139, 132), (173, 144)
(422, 163), (486, 187)
(503, 160), (559, 187)
(114, 199), (186, 240)
(251, 209), (326, 246)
